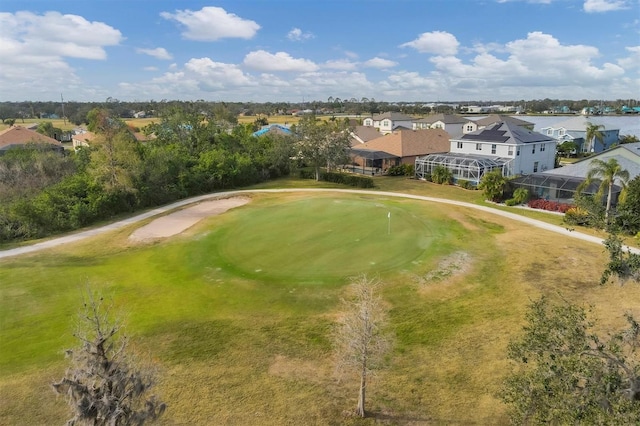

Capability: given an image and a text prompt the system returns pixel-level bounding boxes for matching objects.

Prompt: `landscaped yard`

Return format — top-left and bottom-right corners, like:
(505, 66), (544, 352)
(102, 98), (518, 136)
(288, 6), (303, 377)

(1, 191), (639, 425)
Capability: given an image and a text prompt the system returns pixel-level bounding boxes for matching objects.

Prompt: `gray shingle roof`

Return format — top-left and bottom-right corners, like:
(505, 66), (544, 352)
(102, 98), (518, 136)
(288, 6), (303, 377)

(460, 121), (555, 145)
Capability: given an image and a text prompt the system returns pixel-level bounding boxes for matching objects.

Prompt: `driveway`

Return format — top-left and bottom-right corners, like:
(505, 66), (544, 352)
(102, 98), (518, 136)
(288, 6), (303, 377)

(1, 188), (638, 260)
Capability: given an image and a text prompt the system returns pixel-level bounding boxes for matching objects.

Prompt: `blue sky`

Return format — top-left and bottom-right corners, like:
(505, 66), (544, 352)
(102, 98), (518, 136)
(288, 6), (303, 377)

(1, 0), (638, 102)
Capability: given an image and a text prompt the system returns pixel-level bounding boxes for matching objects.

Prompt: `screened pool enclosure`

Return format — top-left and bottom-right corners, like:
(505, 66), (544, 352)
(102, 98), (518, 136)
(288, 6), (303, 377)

(415, 153), (512, 185)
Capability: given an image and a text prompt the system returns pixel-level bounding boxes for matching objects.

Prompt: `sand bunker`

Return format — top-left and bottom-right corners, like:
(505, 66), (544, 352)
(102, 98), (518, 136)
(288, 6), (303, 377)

(129, 197), (250, 242)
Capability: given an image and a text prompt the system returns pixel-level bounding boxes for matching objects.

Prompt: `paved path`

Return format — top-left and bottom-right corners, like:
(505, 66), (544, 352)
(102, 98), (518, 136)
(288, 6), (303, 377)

(1, 188), (638, 260)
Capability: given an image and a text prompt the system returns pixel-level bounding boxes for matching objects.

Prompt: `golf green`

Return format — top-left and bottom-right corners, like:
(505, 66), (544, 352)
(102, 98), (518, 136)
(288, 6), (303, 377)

(197, 196), (437, 281)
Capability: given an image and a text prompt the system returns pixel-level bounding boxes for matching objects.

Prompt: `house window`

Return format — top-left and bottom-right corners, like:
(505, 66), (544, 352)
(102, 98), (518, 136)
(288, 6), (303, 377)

(546, 129), (553, 135)
(466, 125), (474, 132)
(491, 144), (497, 154)
(476, 143), (482, 151)
(508, 147), (514, 156)
(517, 148), (520, 156)
(532, 145), (536, 154)
(559, 129), (565, 136)
(457, 141), (463, 149)
(383, 120), (390, 127)
(533, 161), (539, 173)
(540, 144), (545, 152)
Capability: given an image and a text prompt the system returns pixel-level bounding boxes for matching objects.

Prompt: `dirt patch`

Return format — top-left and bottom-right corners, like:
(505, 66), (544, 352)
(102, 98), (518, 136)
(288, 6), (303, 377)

(128, 197), (250, 242)
(413, 251), (473, 285)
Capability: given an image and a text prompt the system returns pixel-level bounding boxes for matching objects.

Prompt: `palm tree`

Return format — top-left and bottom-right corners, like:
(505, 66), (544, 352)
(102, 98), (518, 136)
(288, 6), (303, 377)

(583, 158), (630, 223)
(584, 122), (605, 153)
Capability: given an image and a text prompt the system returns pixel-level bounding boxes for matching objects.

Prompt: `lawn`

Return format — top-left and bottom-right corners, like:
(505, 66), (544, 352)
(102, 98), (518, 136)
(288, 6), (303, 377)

(1, 191), (639, 425)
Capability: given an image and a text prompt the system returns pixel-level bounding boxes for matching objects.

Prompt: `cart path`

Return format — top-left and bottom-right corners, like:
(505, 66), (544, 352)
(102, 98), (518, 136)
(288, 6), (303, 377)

(1, 188), (638, 260)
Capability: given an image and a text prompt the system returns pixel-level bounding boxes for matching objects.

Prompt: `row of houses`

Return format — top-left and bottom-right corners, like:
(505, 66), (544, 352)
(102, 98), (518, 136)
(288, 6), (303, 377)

(349, 112), (639, 204)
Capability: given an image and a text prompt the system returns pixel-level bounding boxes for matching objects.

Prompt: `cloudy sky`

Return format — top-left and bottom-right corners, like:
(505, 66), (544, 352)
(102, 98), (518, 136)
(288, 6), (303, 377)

(1, 0), (638, 103)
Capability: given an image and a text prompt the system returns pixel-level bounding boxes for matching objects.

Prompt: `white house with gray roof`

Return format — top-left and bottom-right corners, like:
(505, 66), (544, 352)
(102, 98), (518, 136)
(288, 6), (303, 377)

(413, 114), (468, 138)
(415, 121), (557, 185)
(362, 112), (414, 134)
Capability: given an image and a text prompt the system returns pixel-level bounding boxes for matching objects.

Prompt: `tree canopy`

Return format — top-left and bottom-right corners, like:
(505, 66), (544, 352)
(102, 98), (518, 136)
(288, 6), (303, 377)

(502, 297), (640, 424)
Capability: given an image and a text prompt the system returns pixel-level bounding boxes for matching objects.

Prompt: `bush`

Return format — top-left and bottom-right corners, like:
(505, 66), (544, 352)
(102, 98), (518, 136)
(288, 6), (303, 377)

(387, 164), (414, 177)
(299, 169), (374, 188)
(527, 199), (574, 213)
(457, 179), (475, 190)
(504, 188), (529, 206)
(431, 165), (453, 185)
(564, 206), (589, 225)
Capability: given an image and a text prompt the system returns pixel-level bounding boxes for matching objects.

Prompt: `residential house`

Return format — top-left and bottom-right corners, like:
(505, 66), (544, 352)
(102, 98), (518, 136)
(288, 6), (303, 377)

(412, 114), (468, 139)
(362, 112), (414, 134)
(72, 131), (96, 149)
(0, 125), (64, 154)
(349, 126), (384, 146)
(350, 128), (449, 172)
(415, 121), (556, 185)
(252, 124), (292, 137)
(539, 116), (620, 154)
(511, 142), (640, 204)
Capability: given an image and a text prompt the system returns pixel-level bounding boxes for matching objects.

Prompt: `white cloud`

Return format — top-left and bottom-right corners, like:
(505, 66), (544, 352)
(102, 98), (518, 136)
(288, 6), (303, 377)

(136, 47), (172, 60)
(144, 66), (159, 71)
(322, 59), (358, 71)
(0, 11), (122, 101)
(400, 31), (459, 55)
(362, 57), (398, 69)
(243, 50), (319, 72)
(618, 46), (640, 70)
(160, 6), (260, 41)
(287, 27), (314, 41)
(118, 57), (258, 99)
(583, 0), (631, 12)
(427, 32), (624, 97)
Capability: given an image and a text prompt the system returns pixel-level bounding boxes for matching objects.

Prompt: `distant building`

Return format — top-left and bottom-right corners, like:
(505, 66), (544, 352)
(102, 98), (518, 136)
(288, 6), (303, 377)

(539, 116), (620, 153)
(412, 114), (467, 139)
(362, 112), (414, 134)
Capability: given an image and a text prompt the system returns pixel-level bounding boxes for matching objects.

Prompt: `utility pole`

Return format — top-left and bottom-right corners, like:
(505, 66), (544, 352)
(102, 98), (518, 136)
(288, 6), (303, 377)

(61, 93), (66, 125)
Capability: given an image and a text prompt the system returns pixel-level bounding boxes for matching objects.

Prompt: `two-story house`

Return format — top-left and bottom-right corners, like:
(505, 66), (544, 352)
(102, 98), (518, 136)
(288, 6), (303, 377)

(362, 112), (414, 134)
(415, 121), (557, 185)
(539, 116), (620, 154)
(412, 114), (467, 139)
(462, 114), (535, 135)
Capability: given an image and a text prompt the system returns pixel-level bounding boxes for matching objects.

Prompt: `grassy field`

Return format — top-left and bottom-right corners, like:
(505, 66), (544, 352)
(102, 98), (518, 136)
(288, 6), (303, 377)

(1, 190), (640, 425)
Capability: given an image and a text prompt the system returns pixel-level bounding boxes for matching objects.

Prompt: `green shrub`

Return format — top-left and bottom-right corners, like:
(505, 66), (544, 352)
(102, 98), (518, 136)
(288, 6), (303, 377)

(457, 179), (475, 190)
(431, 165), (453, 185)
(299, 169), (316, 180)
(512, 188), (529, 204)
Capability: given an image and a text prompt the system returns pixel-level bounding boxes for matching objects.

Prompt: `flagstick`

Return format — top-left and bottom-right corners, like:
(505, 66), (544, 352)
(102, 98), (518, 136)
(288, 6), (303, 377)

(387, 212), (391, 235)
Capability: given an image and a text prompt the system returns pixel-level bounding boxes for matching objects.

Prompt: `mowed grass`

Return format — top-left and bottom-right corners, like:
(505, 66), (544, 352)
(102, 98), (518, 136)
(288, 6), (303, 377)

(2, 192), (640, 425)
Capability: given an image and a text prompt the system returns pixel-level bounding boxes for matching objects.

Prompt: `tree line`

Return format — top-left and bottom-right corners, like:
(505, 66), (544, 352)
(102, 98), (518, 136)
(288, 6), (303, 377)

(0, 106), (352, 244)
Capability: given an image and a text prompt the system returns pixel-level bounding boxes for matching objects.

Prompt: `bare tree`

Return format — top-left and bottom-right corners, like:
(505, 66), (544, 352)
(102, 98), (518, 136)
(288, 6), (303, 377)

(334, 275), (391, 418)
(52, 290), (166, 425)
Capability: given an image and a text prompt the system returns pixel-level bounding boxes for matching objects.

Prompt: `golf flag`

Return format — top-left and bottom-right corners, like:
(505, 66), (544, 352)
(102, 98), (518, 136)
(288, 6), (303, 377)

(388, 212), (391, 218)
